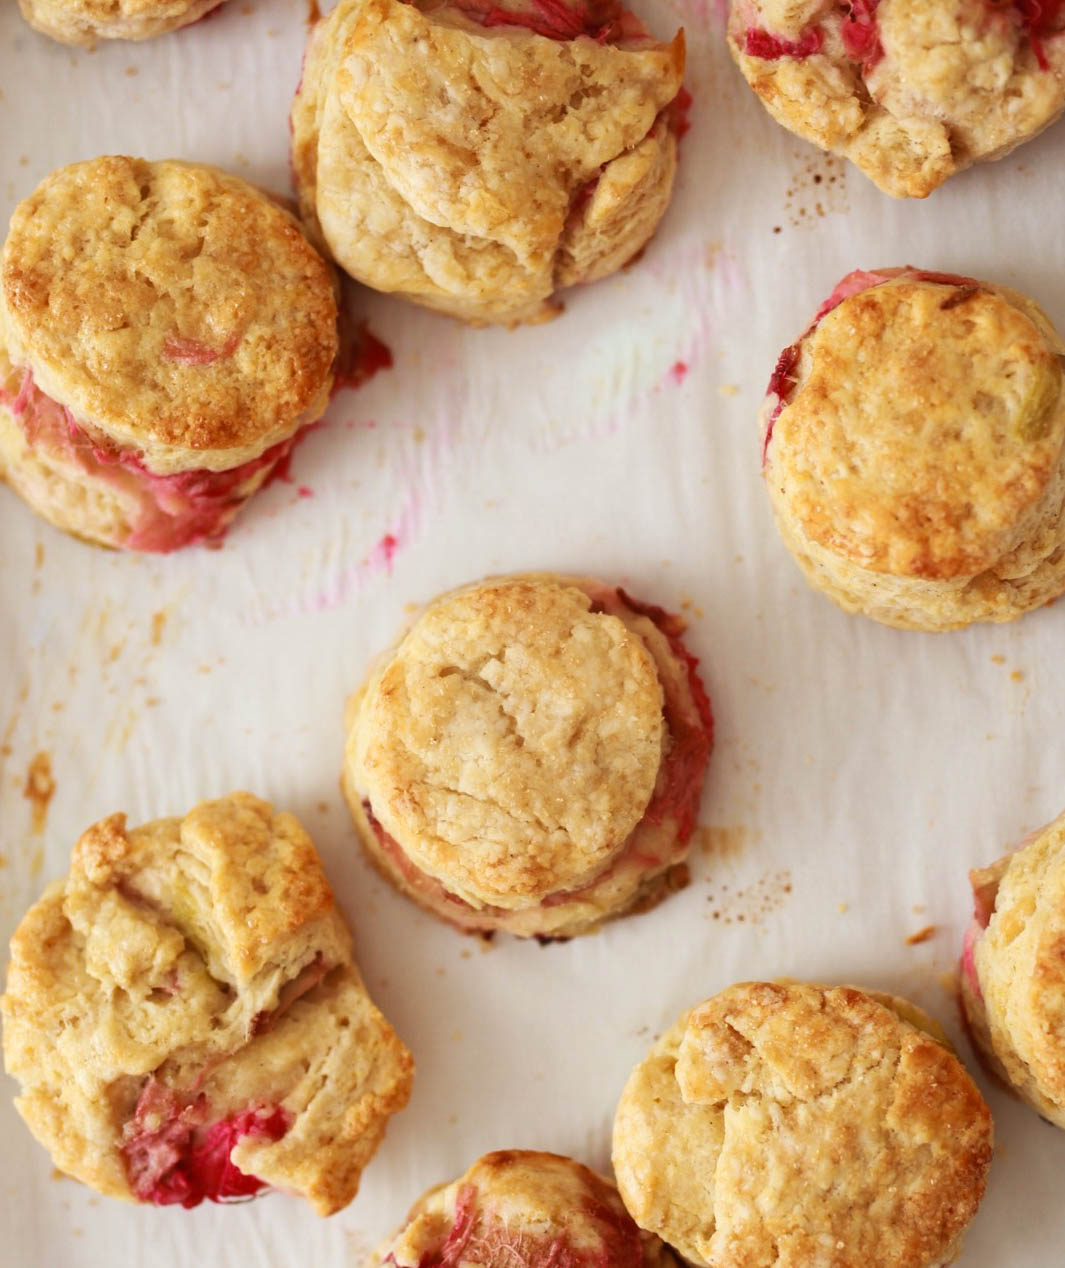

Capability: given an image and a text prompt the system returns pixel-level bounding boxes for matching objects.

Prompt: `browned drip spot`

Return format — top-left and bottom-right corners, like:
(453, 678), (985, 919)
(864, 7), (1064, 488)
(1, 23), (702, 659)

(23, 751), (55, 835)
(906, 924), (937, 946)
(150, 610), (168, 646)
(306, 0), (321, 23)
(694, 824), (758, 860)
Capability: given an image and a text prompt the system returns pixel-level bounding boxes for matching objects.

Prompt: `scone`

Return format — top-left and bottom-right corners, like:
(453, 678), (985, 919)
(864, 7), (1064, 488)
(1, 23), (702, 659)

(0, 157), (338, 552)
(290, 0), (687, 325)
(961, 809), (1065, 1126)
(761, 266), (1065, 631)
(613, 981), (993, 1268)
(342, 574), (713, 939)
(373, 1150), (679, 1266)
(17, 0), (225, 46)
(0, 792), (413, 1213)
(727, 1), (1065, 198)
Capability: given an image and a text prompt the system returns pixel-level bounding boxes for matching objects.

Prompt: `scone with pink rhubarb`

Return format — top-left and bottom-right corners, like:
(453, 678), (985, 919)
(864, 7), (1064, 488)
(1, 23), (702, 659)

(961, 810), (1065, 1126)
(0, 792), (412, 1213)
(342, 574), (713, 939)
(728, 1), (1065, 198)
(374, 1150), (680, 1266)
(0, 156), (338, 552)
(17, 0), (227, 47)
(290, 0), (688, 324)
(761, 266), (1065, 631)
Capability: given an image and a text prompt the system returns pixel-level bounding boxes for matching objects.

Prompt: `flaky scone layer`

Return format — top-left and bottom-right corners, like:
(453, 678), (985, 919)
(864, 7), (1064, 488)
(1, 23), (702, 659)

(1, 793), (412, 1215)
(343, 573), (713, 939)
(613, 982), (993, 1268)
(291, 0), (685, 324)
(961, 810), (1065, 1126)
(374, 1150), (680, 1267)
(763, 268), (1065, 630)
(17, 0), (225, 47)
(728, 0), (1065, 198)
(1, 157), (337, 474)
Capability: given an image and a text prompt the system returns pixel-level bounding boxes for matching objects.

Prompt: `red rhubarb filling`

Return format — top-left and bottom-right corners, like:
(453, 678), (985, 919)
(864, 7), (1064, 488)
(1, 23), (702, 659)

(0, 366), (301, 552)
(1008, 0), (1065, 70)
(743, 2), (881, 69)
(445, 0), (649, 43)
(362, 586), (713, 924)
(761, 267), (983, 463)
(387, 1183), (646, 1268)
(121, 1078), (290, 1208)
(744, 26), (823, 59)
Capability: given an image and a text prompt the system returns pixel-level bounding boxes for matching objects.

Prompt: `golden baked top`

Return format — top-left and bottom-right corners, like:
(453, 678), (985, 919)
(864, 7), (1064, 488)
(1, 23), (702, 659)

(613, 981), (993, 1268)
(767, 272), (1065, 579)
(350, 575), (666, 909)
(1, 157), (338, 465)
(376, 1150), (678, 1267)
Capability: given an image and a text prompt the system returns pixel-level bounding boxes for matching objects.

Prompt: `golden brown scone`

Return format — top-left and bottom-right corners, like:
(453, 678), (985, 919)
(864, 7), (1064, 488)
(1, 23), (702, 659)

(0, 157), (338, 551)
(342, 573), (713, 939)
(17, 0), (226, 46)
(612, 982), (993, 1268)
(373, 1150), (680, 1266)
(960, 810), (1065, 1127)
(761, 266), (1065, 631)
(0, 792), (413, 1214)
(290, 0), (686, 325)
(728, 1), (1065, 198)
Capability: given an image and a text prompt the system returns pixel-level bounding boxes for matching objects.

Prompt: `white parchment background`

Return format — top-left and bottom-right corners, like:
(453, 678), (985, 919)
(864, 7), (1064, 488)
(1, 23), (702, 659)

(3, 1), (1065, 1264)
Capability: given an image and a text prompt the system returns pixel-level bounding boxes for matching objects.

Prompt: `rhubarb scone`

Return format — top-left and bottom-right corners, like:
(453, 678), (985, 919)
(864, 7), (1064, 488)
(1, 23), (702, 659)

(613, 982), (993, 1268)
(290, 0), (687, 325)
(17, 0), (226, 46)
(342, 574), (713, 939)
(727, 1), (1065, 198)
(373, 1150), (680, 1267)
(0, 156), (338, 552)
(0, 792), (413, 1213)
(961, 810), (1065, 1127)
(761, 266), (1065, 631)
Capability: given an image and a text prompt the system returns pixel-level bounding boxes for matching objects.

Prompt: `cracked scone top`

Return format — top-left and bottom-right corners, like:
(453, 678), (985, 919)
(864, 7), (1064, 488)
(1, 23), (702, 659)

(373, 1150), (680, 1267)
(290, 0), (687, 324)
(17, 0), (228, 46)
(0, 157), (338, 552)
(961, 809), (1065, 1127)
(342, 574), (713, 939)
(0, 792), (413, 1213)
(612, 982), (993, 1268)
(728, 1), (1065, 198)
(761, 267), (1065, 630)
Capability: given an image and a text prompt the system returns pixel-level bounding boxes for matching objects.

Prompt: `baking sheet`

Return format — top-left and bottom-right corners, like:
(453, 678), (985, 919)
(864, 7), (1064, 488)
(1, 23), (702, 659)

(3, 1), (1065, 1263)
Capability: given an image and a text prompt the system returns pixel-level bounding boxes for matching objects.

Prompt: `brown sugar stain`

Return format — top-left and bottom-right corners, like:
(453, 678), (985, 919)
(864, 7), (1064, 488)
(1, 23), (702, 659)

(150, 609), (168, 647)
(306, 0), (322, 23)
(706, 869), (793, 926)
(906, 924), (937, 946)
(784, 152), (848, 229)
(23, 751), (55, 835)
(695, 824), (760, 860)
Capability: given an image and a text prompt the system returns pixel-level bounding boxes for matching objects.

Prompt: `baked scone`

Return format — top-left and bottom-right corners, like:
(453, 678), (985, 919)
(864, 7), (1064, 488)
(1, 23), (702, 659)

(0, 792), (413, 1213)
(373, 1150), (680, 1266)
(761, 266), (1065, 631)
(961, 809), (1065, 1126)
(727, 1), (1065, 198)
(0, 157), (338, 552)
(18, 0), (227, 48)
(613, 981), (993, 1268)
(290, 0), (687, 325)
(342, 574), (713, 939)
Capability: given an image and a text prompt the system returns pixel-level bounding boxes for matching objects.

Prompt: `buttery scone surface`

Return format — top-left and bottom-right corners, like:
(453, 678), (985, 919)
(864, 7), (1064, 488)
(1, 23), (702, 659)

(291, 0), (685, 324)
(763, 269), (1065, 630)
(0, 792), (412, 1214)
(1, 157), (338, 468)
(962, 810), (1065, 1126)
(17, 0), (225, 47)
(353, 577), (666, 907)
(774, 278), (1065, 578)
(728, 0), (1065, 198)
(375, 1150), (679, 1266)
(613, 981), (993, 1268)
